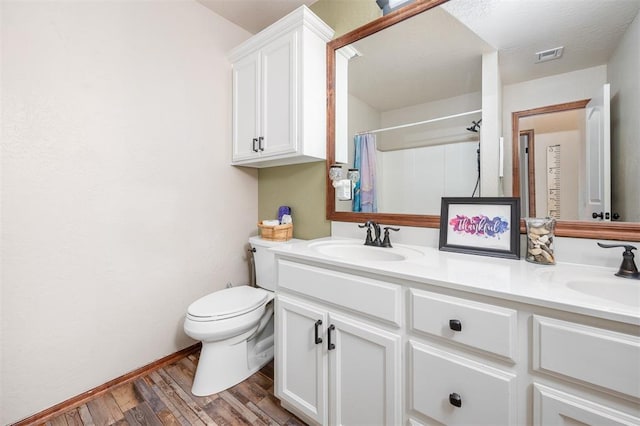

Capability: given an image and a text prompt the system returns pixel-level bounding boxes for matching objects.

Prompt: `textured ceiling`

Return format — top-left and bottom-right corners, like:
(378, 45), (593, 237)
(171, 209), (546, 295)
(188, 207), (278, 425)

(201, 0), (640, 112)
(350, 0), (640, 111)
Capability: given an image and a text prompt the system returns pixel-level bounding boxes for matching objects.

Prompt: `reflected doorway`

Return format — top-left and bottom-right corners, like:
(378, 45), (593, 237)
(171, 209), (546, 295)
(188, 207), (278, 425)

(513, 100), (590, 219)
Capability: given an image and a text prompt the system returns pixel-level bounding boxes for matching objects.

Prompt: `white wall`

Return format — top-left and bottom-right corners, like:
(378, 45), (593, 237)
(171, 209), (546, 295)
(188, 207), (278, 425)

(0, 1), (256, 423)
(608, 11), (640, 222)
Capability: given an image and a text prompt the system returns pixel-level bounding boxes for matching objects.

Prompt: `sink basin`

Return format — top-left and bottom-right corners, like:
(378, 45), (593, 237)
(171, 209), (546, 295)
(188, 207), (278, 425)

(566, 280), (640, 307)
(308, 240), (423, 262)
(537, 268), (640, 307)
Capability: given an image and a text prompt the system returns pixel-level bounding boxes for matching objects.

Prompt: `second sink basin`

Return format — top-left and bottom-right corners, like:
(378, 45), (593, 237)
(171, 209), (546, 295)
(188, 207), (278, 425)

(308, 240), (423, 262)
(566, 280), (640, 307)
(537, 268), (640, 307)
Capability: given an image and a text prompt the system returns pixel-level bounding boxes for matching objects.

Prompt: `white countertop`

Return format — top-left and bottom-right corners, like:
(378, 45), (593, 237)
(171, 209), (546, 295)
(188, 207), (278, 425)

(272, 237), (640, 326)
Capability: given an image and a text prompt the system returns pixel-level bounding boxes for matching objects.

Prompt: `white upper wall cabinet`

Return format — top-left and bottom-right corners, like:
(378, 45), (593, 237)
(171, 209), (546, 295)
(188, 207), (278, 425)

(229, 6), (334, 168)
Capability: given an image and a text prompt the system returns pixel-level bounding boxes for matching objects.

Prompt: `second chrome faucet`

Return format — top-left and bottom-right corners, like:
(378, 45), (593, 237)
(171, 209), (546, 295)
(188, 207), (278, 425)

(359, 221), (399, 247)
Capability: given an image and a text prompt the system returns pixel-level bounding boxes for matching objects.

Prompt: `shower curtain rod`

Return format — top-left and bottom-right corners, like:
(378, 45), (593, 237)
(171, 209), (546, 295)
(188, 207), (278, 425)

(356, 109), (482, 136)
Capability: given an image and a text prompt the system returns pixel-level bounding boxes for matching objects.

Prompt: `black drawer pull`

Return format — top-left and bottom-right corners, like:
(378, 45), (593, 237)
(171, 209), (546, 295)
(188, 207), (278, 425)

(314, 319), (323, 344)
(328, 324), (336, 350)
(258, 136), (264, 151)
(252, 138), (259, 152)
(449, 319), (462, 332)
(449, 392), (462, 407)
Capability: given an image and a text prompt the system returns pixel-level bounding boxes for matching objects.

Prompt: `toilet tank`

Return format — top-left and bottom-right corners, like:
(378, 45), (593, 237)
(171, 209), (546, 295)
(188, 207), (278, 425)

(249, 236), (301, 292)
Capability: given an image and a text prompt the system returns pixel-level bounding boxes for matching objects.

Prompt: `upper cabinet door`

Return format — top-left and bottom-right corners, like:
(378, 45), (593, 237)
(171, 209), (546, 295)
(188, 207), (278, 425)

(232, 51), (261, 162)
(260, 31), (298, 158)
(228, 6), (333, 168)
(583, 83), (611, 221)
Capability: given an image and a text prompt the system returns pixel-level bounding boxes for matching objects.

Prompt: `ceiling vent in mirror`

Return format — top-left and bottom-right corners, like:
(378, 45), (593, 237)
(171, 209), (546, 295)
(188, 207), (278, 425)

(535, 46), (564, 63)
(376, 0), (414, 15)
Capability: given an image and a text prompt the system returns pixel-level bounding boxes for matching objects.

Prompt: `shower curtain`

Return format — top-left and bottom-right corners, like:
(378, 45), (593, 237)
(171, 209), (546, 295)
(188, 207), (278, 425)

(353, 133), (377, 213)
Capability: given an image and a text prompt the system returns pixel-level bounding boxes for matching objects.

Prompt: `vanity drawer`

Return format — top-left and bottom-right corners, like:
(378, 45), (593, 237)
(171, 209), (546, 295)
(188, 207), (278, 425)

(277, 260), (402, 326)
(409, 340), (517, 425)
(533, 315), (640, 399)
(410, 289), (518, 360)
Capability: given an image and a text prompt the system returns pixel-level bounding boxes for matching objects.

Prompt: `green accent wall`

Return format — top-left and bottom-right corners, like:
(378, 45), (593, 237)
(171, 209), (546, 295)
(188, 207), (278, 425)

(258, 162), (331, 240)
(256, 1), (381, 240)
(310, 0), (381, 38)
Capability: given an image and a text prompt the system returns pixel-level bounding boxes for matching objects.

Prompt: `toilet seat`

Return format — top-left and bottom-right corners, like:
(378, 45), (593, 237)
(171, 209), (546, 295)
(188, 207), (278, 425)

(187, 286), (270, 322)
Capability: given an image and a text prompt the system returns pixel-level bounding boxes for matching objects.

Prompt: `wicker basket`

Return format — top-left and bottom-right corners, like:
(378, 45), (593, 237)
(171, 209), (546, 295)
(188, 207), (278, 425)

(257, 221), (293, 242)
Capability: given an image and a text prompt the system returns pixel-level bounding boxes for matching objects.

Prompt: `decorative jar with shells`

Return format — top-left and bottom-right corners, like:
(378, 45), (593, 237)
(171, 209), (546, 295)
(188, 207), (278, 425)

(524, 217), (556, 265)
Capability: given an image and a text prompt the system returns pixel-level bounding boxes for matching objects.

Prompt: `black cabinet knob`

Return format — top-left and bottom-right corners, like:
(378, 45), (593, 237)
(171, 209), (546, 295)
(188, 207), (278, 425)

(592, 211), (603, 219)
(449, 319), (462, 332)
(449, 392), (462, 408)
(314, 319), (323, 344)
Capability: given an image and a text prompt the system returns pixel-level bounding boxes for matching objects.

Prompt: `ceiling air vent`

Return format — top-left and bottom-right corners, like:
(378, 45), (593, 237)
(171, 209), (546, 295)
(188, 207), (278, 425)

(535, 46), (564, 63)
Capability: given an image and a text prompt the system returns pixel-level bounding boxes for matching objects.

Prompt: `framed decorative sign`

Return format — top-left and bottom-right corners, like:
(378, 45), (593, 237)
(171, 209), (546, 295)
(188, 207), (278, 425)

(439, 197), (521, 259)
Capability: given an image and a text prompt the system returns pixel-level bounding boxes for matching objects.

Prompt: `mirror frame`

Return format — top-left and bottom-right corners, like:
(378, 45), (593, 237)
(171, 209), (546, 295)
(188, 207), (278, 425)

(325, 0), (640, 242)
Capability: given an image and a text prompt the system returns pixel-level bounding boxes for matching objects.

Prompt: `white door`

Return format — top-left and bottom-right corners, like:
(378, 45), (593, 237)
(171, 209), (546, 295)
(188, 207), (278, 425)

(275, 295), (328, 425)
(260, 30), (298, 157)
(583, 83), (611, 221)
(232, 51), (261, 162)
(328, 313), (402, 426)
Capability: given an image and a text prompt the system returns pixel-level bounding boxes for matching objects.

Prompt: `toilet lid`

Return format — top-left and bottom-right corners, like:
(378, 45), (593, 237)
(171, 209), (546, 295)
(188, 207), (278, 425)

(187, 286), (269, 321)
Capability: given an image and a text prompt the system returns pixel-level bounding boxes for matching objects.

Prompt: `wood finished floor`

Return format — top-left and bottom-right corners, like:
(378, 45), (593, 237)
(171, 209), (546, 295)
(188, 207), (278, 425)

(39, 352), (306, 426)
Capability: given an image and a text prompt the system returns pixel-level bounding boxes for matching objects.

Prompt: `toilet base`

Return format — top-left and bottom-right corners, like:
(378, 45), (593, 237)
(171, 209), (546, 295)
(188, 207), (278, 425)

(191, 316), (274, 396)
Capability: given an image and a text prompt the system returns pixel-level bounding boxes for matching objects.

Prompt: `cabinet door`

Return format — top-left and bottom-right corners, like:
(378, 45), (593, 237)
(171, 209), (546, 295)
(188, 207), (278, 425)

(260, 30), (298, 157)
(275, 295), (327, 424)
(232, 51), (260, 162)
(328, 313), (402, 426)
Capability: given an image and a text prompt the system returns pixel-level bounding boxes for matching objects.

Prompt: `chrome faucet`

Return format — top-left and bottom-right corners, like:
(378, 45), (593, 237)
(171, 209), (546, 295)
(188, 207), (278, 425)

(359, 220), (382, 246)
(597, 243), (640, 280)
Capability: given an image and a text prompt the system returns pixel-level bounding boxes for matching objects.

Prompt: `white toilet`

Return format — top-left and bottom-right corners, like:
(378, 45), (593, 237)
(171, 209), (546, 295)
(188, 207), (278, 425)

(183, 236), (296, 396)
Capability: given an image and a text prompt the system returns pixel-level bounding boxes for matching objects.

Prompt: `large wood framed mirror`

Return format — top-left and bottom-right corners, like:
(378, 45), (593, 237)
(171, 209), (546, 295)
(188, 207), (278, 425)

(325, 0), (640, 241)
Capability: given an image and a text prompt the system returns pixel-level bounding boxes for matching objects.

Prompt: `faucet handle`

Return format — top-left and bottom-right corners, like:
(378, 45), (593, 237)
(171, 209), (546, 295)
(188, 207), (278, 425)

(597, 242), (637, 251)
(381, 227), (400, 248)
(597, 243), (640, 279)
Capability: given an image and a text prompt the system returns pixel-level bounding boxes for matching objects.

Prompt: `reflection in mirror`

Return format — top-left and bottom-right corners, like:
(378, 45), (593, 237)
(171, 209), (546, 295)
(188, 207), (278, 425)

(516, 101), (590, 220)
(335, 5), (492, 215)
(327, 0), (640, 241)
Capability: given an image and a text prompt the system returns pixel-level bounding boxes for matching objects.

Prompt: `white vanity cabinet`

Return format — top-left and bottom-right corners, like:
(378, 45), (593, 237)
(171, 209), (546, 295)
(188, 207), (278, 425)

(275, 261), (402, 426)
(228, 6), (333, 168)
(272, 242), (640, 426)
